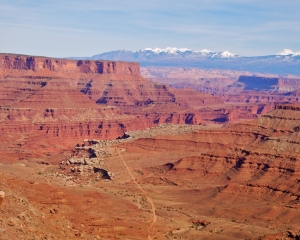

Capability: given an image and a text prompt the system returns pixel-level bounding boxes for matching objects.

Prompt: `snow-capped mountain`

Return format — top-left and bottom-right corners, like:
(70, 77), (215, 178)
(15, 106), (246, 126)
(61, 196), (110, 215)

(141, 47), (191, 54)
(69, 48), (300, 75)
(210, 50), (237, 58)
(276, 49), (300, 57)
(134, 47), (238, 59)
(77, 47), (239, 61)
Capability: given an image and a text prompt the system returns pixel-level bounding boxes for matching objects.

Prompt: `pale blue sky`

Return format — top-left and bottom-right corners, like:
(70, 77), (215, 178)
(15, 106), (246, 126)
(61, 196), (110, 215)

(0, 0), (299, 57)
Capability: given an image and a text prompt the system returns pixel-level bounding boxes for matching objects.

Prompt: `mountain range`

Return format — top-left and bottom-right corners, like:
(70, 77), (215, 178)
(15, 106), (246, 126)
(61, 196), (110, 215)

(70, 48), (300, 75)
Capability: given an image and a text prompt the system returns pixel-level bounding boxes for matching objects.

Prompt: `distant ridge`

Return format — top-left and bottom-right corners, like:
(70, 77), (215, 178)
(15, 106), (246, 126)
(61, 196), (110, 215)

(69, 48), (300, 75)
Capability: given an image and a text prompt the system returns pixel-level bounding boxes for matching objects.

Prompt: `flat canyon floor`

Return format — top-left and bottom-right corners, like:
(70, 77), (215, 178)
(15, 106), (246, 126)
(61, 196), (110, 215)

(0, 123), (296, 239)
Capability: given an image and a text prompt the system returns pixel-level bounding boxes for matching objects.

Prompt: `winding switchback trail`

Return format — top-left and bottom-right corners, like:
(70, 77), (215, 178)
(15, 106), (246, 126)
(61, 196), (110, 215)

(115, 148), (157, 240)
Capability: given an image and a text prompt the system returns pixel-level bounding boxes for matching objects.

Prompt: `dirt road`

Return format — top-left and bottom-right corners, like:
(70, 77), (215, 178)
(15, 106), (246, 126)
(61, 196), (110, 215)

(115, 148), (157, 240)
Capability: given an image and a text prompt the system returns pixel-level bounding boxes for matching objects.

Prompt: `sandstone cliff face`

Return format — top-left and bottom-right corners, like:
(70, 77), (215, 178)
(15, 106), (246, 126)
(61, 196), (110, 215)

(278, 78), (300, 93)
(0, 54), (140, 76)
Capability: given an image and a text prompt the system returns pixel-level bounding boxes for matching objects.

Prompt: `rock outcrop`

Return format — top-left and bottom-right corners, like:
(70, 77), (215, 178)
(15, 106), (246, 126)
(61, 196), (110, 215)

(0, 191), (5, 206)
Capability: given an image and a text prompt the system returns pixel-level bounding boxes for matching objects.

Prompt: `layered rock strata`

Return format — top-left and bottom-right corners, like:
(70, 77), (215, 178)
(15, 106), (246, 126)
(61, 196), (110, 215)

(116, 103), (300, 236)
(0, 53), (216, 161)
(129, 104), (300, 199)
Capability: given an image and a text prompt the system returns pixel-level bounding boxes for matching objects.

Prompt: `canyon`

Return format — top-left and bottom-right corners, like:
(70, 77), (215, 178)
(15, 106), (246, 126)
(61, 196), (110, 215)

(0, 54), (209, 162)
(2, 104), (300, 239)
(142, 66), (300, 107)
(141, 66), (300, 94)
(0, 54), (279, 163)
(1, 53), (300, 239)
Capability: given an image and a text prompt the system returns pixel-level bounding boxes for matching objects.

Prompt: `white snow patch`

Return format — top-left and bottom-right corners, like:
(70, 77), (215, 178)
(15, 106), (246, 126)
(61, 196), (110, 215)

(277, 49), (295, 56)
(210, 50), (236, 58)
(142, 47), (191, 54)
(293, 51), (300, 57)
(139, 47), (237, 58)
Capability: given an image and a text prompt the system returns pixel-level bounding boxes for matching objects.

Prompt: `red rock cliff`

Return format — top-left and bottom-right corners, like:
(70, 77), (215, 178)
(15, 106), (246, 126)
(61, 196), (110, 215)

(0, 53), (208, 161)
(0, 54), (140, 76)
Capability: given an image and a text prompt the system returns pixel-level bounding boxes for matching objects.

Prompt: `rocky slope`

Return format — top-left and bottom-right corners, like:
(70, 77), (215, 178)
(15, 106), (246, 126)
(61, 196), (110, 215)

(110, 103), (300, 238)
(41, 102), (300, 239)
(1, 104), (300, 239)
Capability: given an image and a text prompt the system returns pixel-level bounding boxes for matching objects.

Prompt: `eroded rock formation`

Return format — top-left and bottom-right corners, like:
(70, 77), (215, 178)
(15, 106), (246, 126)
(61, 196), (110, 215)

(115, 103), (300, 237)
(132, 104), (300, 195)
(0, 191), (5, 206)
(0, 53), (224, 161)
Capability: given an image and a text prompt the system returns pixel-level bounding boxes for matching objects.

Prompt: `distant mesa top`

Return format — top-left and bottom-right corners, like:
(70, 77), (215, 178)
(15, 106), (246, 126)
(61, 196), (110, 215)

(0, 53), (141, 76)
